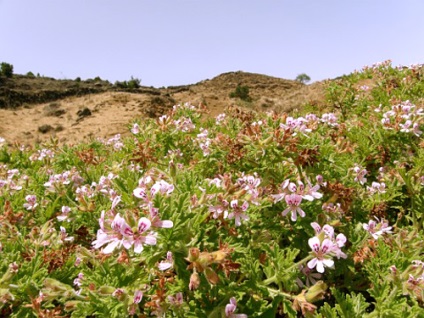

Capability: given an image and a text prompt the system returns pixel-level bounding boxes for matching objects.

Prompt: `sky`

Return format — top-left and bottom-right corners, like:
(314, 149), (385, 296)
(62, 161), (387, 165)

(1, 1), (423, 87)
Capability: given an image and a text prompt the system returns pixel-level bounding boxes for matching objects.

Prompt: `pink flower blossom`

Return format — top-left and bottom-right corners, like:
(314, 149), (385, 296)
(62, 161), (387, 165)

(158, 251), (173, 271)
(352, 165), (367, 185)
(168, 292), (183, 306)
(225, 297), (247, 318)
(133, 290), (143, 304)
(131, 123), (140, 135)
(363, 218), (392, 239)
(282, 193), (305, 222)
(23, 194), (38, 211)
(228, 200), (249, 227)
(307, 237), (334, 273)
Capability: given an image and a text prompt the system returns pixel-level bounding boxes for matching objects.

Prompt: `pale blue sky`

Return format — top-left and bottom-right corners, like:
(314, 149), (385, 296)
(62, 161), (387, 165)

(1, 1), (423, 87)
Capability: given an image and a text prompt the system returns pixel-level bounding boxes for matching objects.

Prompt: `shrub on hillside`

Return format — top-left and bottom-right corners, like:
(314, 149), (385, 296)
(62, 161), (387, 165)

(115, 76), (141, 90)
(229, 85), (251, 101)
(0, 62), (14, 78)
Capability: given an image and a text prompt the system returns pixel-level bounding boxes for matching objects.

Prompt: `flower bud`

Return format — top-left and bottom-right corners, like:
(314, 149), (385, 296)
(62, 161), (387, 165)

(187, 248), (200, 262)
(189, 272), (200, 290)
(204, 267), (219, 285)
(43, 278), (72, 293)
(305, 281), (327, 303)
(98, 286), (116, 295)
(64, 301), (81, 312)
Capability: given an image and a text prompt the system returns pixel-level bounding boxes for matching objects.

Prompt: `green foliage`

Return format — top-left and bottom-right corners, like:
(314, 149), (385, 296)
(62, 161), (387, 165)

(1, 62), (424, 316)
(114, 76), (141, 90)
(229, 85), (251, 101)
(0, 62), (14, 78)
(296, 73), (311, 84)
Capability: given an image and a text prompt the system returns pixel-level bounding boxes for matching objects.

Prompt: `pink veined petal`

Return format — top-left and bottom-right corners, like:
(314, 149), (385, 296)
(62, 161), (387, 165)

(281, 207), (291, 217)
(133, 290), (143, 304)
(111, 196), (121, 210)
(133, 188), (147, 199)
(271, 193), (285, 203)
(120, 221), (133, 237)
(235, 216), (241, 227)
(321, 239), (333, 253)
(336, 233), (347, 247)
(158, 261), (173, 271)
(138, 217), (152, 233)
(322, 225), (335, 238)
(296, 207), (305, 218)
(230, 200), (238, 209)
(122, 238), (133, 250)
(311, 222), (321, 234)
(143, 234), (157, 246)
(154, 220), (173, 228)
(241, 201), (249, 211)
(111, 213), (124, 232)
(103, 240), (121, 254)
(308, 236), (321, 251)
(302, 194), (314, 201)
(307, 258), (318, 270)
(92, 230), (111, 249)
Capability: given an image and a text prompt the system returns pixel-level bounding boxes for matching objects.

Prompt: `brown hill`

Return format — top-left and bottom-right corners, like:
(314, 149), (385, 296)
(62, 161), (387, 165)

(0, 71), (326, 145)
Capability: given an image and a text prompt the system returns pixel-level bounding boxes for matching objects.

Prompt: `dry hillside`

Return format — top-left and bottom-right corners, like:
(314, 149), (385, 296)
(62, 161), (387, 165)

(0, 71), (326, 145)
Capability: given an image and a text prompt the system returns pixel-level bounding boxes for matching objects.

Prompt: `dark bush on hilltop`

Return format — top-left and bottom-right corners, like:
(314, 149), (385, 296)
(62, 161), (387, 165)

(114, 76), (141, 90)
(26, 71), (35, 78)
(229, 84), (251, 101)
(0, 62), (14, 78)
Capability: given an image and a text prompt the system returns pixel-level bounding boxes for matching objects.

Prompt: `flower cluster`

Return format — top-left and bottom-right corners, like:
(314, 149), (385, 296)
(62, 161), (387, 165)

(272, 178), (322, 222)
(376, 100), (423, 136)
(92, 211), (157, 254)
(363, 218), (392, 239)
(307, 223), (347, 273)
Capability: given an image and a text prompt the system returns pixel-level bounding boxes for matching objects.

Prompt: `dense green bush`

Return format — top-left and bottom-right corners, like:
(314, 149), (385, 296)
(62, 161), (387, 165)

(115, 76), (141, 90)
(0, 62), (14, 78)
(229, 84), (251, 101)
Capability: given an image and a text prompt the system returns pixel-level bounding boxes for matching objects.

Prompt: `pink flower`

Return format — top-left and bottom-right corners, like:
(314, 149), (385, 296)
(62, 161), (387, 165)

(158, 251), (173, 271)
(228, 200), (249, 227)
(168, 292), (183, 306)
(150, 180), (174, 196)
(352, 165), (367, 185)
(225, 297), (247, 318)
(133, 217), (157, 253)
(131, 123), (140, 135)
(148, 203), (173, 229)
(307, 237), (335, 273)
(363, 218), (392, 239)
(133, 290), (143, 304)
(282, 194), (305, 222)
(23, 194), (38, 211)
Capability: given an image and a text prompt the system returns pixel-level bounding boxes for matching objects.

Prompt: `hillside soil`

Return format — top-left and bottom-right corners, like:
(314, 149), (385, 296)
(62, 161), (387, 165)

(0, 72), (327, 145)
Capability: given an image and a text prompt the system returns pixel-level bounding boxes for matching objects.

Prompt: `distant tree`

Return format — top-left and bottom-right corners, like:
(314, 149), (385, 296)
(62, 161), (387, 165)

(229, 85), (251, 101)
(296, 73), (311, 84)
(0, 62), (14, 78)
(26, 71), (35, 78)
